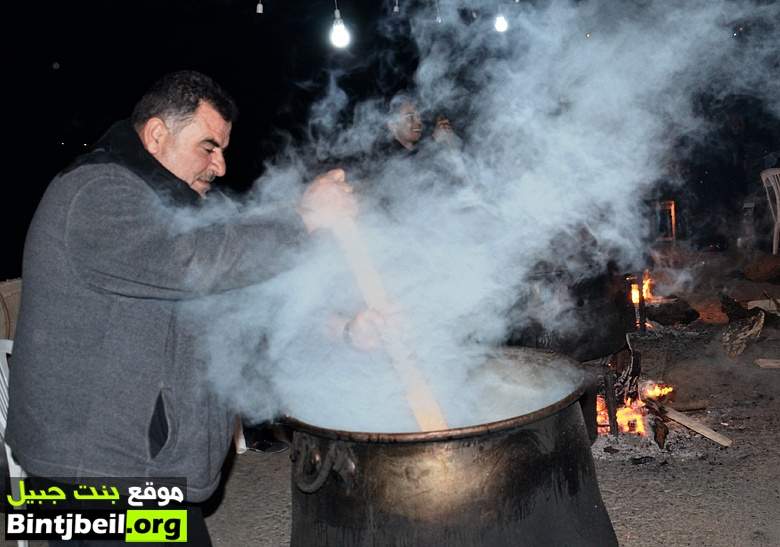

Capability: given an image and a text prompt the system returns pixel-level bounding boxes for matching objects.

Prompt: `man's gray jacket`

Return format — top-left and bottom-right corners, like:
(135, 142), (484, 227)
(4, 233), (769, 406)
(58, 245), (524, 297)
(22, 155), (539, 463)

(6, 121), (306, 501)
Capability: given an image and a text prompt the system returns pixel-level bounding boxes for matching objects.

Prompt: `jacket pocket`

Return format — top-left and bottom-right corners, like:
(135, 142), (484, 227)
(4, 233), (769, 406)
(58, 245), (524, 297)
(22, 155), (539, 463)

(148, 388), (177, 460)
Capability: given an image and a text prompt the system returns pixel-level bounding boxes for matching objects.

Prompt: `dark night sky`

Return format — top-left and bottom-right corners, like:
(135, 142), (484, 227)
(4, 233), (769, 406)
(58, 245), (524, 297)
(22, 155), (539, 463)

(5, 1), (778, 280)
(6, 0), (415, 280)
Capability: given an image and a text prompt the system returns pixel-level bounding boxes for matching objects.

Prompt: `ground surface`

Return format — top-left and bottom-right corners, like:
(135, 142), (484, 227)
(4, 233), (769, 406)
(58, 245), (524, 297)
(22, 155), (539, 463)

(3, 248), (779, 546)
(594, 247), (780, 547)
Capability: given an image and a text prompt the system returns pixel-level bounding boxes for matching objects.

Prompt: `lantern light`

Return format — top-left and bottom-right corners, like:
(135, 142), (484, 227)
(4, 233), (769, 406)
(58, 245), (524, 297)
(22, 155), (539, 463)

(495, 13), (508, 32)
(330, 2), (351, 49)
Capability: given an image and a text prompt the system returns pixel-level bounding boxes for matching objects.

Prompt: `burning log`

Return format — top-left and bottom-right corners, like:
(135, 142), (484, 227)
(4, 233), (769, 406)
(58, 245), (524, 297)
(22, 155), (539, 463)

(595, 380), (674, 438)
(603, 371), (620, 436)
(644, 399), (733, 447)
(626, 274), (646, 332)
(332, 219), (448, 431)
(649, 415), (668, 449)
(612, 341), (640, 402)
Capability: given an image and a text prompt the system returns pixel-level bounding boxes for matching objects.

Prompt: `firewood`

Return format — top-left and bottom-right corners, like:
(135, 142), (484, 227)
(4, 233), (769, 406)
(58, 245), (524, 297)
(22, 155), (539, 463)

(721, 310), (765, 358)
(755, 358), (780, 369)
(743, 253), (780, 282)
(720, 293), (762, 322)
(645, 400), (732, 447)
(650, 415), (668, 449)
(748, 294), (780, 326)
(762, 291), (780, 310)
(646, 296), (700, 325)
(603, 371), (619, 436)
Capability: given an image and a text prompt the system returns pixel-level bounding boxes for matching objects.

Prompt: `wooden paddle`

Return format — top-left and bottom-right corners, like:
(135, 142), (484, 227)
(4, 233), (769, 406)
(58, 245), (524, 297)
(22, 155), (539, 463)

(332, 219), (448, 431)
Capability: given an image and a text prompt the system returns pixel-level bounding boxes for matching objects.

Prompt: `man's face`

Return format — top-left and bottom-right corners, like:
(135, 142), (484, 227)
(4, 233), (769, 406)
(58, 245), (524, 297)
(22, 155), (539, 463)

(390, 102), (423, 147)
(154, 101), (231, 197)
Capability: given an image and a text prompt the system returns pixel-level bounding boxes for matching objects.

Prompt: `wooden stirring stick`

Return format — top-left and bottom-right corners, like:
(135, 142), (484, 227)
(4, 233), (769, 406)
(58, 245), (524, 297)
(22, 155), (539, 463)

(332, 219), (448, 431)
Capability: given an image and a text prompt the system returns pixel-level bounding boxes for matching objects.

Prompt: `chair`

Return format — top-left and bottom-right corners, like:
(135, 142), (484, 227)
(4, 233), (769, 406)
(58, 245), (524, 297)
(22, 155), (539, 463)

(1, 339), (29, 547)
(0, 278), (23, 340)
(760, 168), (780, 255)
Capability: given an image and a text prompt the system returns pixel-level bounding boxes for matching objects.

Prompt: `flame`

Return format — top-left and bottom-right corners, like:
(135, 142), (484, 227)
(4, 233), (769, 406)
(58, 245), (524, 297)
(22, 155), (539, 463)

(642, 383), (673, 399)
(640, 270), (673, 305)
(596, 395), (647, 435)
(596, 383), (674, 436)
(629, 272), (653, 305)
(617, 399), (646, 434)
(642, 270), (653, 301)
(596, 395), (610, 433)
(631, 283), (640, 305)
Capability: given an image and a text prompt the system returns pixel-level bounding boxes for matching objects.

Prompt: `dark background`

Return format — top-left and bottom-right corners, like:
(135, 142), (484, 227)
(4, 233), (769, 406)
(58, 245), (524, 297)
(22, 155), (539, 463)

(6, 0), (419, 280)
(5, 0), (779, 281)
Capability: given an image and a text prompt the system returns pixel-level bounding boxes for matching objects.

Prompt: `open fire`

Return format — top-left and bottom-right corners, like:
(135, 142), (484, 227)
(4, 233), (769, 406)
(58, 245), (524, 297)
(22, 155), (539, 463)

(632, 269), (671, 306)
(596, 381), (674, 436)
(628, 270), (680, 331)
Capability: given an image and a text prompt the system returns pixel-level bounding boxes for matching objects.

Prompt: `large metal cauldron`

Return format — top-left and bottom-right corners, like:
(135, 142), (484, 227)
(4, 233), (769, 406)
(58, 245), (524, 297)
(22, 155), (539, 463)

(280, 348), (617, 547)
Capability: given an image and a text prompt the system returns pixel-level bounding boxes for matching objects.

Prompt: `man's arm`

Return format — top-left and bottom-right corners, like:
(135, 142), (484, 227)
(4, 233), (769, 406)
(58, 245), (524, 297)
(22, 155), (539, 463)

(65, 170), (353, 299)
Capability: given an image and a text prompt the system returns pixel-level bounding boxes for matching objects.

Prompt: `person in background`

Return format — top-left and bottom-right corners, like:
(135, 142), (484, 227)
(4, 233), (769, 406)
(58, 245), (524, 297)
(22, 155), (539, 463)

(379, 94), (462, 156)
(383, 94), (424, 154)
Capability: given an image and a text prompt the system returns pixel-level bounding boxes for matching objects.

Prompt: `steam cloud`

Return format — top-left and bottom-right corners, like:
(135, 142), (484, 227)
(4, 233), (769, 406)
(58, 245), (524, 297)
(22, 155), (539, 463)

(190, 0), (779, 432)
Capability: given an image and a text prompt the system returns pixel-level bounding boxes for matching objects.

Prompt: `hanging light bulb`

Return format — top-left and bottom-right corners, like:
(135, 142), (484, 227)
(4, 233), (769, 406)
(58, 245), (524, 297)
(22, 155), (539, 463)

(256, 0), (263, 14)
(393, 0), (400, 14)
(494, 13), (508, 32)
(435, 0), (442, 23)
(330, 4), (351, 48)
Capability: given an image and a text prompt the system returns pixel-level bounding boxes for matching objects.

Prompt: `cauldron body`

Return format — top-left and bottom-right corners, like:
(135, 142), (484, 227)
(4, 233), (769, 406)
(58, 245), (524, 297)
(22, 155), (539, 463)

(282, 348), (617, 547)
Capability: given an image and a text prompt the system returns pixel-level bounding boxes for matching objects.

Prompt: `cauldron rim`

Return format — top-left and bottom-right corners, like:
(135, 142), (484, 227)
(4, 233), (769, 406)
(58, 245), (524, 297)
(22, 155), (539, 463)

(279, 347), (588, 444)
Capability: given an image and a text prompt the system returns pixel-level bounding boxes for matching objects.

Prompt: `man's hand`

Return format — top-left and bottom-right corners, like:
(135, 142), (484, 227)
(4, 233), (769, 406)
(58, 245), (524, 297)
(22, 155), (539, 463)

(432, 115), (456, 144)
(343, 308), (385, 352)
(298, 169), (358, 233)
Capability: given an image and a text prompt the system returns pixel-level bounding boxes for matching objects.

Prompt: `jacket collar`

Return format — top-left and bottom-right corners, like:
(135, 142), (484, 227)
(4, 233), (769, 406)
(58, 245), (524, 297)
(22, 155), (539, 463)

(63, 119), (200, 207)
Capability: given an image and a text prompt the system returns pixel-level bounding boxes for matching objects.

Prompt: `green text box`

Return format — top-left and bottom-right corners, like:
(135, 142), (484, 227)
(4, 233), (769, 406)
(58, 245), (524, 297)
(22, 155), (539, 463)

(125, 509), (187, 542)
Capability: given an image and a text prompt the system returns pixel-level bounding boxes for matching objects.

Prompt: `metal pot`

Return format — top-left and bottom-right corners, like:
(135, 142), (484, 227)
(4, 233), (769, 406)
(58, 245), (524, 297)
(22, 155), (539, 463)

(280, 347), (617, 547)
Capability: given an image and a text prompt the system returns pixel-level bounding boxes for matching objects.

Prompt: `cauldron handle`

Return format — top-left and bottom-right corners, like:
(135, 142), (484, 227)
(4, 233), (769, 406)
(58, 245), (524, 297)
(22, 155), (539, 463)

(292, 433), (356, 494)
(578, 369), (599, 444)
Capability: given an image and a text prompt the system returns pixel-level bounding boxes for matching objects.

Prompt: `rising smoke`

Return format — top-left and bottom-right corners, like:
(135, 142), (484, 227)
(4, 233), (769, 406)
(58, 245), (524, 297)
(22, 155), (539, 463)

(193, 0), (780, 432)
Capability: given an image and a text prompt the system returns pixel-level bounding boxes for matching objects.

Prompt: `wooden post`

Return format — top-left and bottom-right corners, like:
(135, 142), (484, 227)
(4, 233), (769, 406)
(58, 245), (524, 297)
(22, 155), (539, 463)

(638, 272), (647, 333)
(332, 219), (448, 432)
(603, 370), (619, 436)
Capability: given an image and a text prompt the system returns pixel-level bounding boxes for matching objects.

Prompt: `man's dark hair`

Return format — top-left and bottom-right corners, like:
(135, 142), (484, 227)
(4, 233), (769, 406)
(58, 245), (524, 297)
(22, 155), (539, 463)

(387, 93), (416, 116)
(131, 70), (238, 130)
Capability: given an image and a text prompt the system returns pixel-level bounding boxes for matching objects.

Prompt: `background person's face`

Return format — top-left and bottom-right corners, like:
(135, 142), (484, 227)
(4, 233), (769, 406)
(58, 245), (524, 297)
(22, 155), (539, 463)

(391, 102), (423, 145)
(156, 101), (231, 197)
